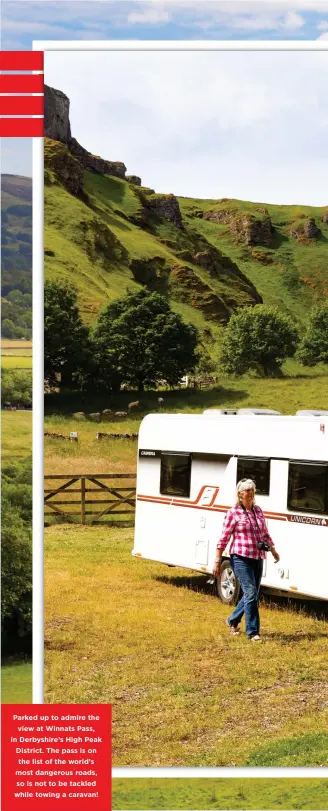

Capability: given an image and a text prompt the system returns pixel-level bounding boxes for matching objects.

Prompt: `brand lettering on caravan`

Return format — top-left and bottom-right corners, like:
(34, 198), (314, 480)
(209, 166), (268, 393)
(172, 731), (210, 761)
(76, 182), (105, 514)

(289, 515), (327, 526)
(140, 450), (156, 456)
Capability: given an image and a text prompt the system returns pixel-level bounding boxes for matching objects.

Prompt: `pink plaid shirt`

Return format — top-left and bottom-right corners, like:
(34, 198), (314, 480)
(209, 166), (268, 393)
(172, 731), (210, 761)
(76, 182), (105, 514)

(217, 504), (274, 560)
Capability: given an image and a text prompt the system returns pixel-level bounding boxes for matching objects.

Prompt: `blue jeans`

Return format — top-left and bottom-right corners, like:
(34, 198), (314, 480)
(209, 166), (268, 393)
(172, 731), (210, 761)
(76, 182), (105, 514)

(228, 554), (263, 638)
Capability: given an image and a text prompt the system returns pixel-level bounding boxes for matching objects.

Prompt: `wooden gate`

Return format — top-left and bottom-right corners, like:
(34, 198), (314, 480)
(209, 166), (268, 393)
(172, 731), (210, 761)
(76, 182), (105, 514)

(44, 473), (136, 524)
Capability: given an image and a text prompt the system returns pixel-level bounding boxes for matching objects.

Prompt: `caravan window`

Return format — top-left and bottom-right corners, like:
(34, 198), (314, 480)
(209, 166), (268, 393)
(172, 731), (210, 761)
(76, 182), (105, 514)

(237, 457), (270, 495)
(160, 453), (191, 498)
(288, 463), (327, 514)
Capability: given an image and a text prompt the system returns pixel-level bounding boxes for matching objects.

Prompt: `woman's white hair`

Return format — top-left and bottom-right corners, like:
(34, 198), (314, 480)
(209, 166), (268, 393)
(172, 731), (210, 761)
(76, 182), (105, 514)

(235, 478), (256, 506)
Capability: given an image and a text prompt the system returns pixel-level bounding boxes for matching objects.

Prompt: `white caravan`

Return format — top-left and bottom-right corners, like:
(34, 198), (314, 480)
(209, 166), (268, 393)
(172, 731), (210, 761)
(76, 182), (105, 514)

(133, 410), (328, 602)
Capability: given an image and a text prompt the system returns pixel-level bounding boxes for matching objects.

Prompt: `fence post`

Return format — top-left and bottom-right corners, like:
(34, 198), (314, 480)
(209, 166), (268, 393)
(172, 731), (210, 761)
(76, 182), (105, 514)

(81, 477), (86, 524)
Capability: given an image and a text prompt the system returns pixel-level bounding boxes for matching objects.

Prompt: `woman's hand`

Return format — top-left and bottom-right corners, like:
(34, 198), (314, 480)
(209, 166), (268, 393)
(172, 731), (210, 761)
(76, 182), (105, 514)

(213, 560), (221, 577)
(271, 548), (280, 563)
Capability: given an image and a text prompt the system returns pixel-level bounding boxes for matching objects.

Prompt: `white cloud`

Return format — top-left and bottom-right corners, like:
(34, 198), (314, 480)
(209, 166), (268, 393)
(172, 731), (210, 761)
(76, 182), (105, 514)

(127, 8), (170, 23)
(318, 31), (328, 38)
(225, 10), (305, 30)
(317, 19), (328, 29)
(283, 10), (304, 28)
(44, 50), (328, 205)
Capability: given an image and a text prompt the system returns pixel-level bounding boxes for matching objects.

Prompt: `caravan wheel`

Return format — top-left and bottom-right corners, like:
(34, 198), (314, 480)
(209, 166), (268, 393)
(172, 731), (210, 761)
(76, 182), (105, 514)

(217, 560), (241, 606)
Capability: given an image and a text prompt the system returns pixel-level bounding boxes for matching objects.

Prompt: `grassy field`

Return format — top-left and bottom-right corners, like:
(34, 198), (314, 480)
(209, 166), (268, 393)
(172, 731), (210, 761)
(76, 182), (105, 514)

(1, 340), (32, 368)
(1, 661), (32, 703)
(44, 525), (328, 767)
(2, 355), (32, 368)
(112, 779), (328, 810)
(2, 411), (32, 458)
(1, 339), (32, 350)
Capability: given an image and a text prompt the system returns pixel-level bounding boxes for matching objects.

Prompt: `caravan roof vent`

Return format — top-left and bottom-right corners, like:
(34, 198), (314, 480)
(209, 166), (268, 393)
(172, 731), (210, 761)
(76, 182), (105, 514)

(202, 407), (281, 416)
(202, 409), (238, 415)
(237, 408), (281, 415)
(296, 410), (328, 416)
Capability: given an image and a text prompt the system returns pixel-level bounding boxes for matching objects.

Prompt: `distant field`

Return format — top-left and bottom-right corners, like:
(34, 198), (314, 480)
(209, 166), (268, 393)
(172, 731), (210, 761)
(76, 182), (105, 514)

(1, 339), (32, 368)
(44, 526), (328, 767)
(1, 355), (32, 368)
(2, 411), (32, 458)
(112, 778), (328, 810)
(1, 340), (32, 350)
(1, 662), (32, 703)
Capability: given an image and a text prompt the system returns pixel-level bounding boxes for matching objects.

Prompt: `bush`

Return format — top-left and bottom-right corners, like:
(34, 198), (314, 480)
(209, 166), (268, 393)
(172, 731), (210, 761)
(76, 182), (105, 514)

(297, 303), (328, 366)
(219, 305), (298, 377)
(1, 369), (32, 406)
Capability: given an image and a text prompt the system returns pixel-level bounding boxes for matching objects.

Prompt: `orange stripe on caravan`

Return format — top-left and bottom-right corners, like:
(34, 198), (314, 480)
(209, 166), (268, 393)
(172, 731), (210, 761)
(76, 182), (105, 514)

(137, 496), (228, 513)
(138, 485), (220, 509)
(136, 492), (328, 526)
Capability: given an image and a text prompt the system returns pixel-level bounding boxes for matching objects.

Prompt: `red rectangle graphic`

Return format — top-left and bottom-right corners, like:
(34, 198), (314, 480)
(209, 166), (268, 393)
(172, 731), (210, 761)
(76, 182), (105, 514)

(0, 75), (44, 92)
(0, 118), (44, 137)
(1, 704), (112, 811)
(0, 96), (44, 115)
(0, 51), (44, 70)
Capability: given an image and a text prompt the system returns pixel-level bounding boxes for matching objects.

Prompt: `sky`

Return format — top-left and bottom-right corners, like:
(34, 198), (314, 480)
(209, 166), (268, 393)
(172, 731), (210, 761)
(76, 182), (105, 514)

(2, 1), (328, 49)
(1, 0), (328, 195)
(43, 48), (328, 205)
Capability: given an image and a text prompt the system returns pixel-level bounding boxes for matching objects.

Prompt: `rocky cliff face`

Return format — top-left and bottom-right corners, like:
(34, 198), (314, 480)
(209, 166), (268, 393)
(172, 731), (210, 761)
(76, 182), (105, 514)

(44, 86), (71, 144)
(44, 85), (126, 180)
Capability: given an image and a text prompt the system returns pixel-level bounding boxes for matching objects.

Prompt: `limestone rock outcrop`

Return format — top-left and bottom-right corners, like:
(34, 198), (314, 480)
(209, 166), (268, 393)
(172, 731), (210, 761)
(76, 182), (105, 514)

(322, 210), (328, 224)
(146, 193), (183, 228)
(68, 137), (126, 179)
(290, 217), (321, 240)
(203, 209), (236, 224)
(230, 214), (273, 247)
(44, 139), (84, 196)
(126, 175), (142, 186)
(44, 86), (71, 144)
(44, 85), (126, 181)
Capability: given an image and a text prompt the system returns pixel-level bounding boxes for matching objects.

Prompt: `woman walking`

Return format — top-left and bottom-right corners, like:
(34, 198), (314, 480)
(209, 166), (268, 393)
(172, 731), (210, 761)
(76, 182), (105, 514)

(213, 478), (280, 641)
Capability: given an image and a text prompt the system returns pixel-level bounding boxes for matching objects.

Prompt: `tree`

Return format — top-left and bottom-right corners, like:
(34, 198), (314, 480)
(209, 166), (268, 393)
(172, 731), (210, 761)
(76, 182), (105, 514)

(93, 289), (199, 391)
(2, 459), (32, 653)
(297, 303), (328, 366)
(219, 305), (298, 376)
(1, 369), (32, 406)
(44, 281), (91, 388)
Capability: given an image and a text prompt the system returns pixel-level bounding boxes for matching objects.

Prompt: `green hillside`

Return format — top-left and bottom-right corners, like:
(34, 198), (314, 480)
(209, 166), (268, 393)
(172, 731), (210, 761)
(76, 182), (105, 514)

(1, 174), (32, 338)
(44, 138), (328, 345)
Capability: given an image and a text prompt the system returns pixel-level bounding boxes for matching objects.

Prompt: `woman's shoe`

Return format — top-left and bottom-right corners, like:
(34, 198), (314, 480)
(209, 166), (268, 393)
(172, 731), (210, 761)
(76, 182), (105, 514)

(226, 619), (240, 636)
(250, 634), (261, 642)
